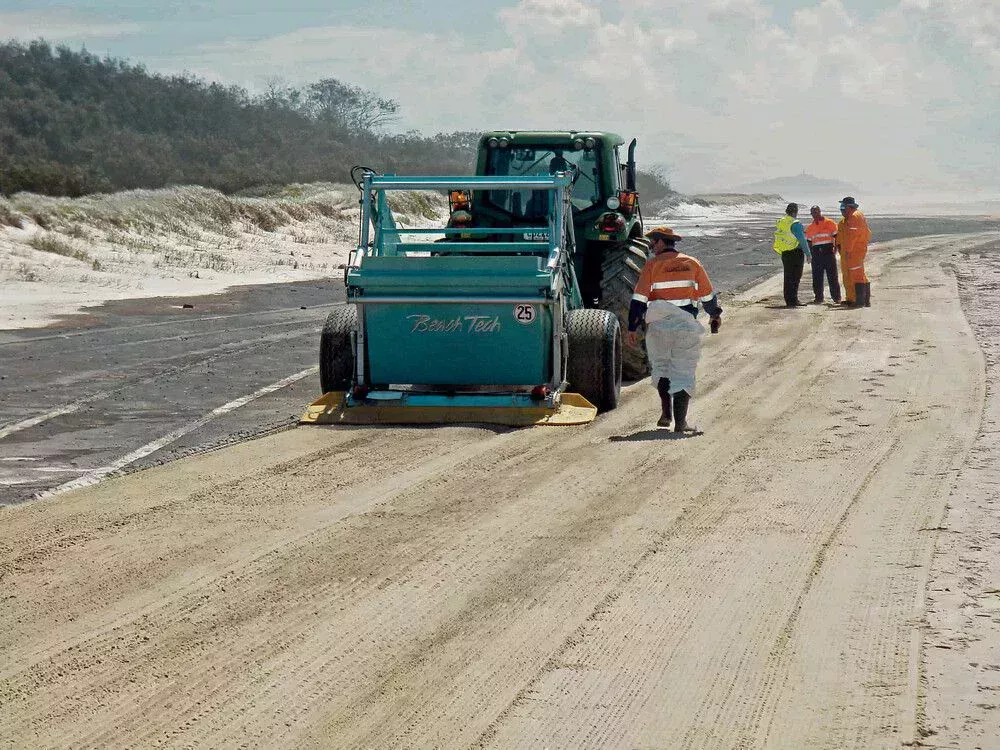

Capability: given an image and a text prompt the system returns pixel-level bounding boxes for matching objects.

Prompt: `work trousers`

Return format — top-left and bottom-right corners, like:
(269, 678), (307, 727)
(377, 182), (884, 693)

(780, 247), (805, 306)
(810, 244), (840, 302)
(840, 248), (869, 303)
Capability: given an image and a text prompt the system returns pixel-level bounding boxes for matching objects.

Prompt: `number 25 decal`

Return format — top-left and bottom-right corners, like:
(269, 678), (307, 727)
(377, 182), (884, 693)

(513, 304), (536, 325)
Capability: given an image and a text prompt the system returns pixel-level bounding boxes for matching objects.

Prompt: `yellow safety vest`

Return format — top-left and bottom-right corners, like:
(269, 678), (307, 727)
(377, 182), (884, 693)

(773, 215), (799, 253)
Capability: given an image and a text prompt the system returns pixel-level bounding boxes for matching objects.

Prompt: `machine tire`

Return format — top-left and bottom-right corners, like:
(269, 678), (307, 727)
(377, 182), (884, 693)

(599, 235), (650, 380)
(319, 305), (357, 393)
(566, 308), (621, 412)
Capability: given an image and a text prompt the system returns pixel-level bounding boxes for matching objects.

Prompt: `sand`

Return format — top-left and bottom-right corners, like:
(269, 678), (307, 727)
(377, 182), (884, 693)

(2, 229), (1000, 747)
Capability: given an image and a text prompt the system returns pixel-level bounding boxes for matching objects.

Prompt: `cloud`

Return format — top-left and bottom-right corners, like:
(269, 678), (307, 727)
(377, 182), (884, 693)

(174, 26), (513, 132)
(497, 0), (601, 33)
(0, 11), (141, 42)
(126, 0), (1000, 191)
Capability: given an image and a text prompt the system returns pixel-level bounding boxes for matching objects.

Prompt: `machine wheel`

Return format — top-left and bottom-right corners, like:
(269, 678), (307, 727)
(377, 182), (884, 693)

(599, 235), (650, 380)
(566, 308), (621, 412)
(319, 305), (357, 393)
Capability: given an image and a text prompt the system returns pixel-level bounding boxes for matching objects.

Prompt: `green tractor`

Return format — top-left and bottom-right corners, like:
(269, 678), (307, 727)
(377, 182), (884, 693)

(450, 131), (650, 378)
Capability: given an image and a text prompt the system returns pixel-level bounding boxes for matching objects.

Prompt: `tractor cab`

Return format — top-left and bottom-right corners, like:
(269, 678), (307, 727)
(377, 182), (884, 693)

(462, 132), (641, 248)
(450, 131), (646, 362)
(481, 144), (602, 220)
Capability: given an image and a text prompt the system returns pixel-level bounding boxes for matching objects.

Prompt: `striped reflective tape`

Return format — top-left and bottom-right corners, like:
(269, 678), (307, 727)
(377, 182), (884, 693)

(651, 279), (697, 290)
(632, 292), (649, 303)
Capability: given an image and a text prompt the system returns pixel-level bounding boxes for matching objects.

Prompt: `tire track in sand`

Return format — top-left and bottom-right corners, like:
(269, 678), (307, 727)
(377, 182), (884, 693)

(477, 241), (982, 750)
(0, 307), (832, 749)
(0, 237), (987, 749)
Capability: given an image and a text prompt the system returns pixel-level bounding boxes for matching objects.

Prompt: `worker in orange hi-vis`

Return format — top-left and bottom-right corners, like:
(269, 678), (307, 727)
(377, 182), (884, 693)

(804, 205), (841, 304)
(836, 196), (872, 307)
(626, 226), (723, 433)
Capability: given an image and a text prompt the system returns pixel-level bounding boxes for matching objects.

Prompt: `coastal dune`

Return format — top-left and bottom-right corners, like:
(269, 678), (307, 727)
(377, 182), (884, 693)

(0, 184), (444, 329)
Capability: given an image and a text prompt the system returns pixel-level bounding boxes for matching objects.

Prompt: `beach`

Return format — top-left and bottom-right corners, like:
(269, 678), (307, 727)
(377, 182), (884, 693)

(2, 189), (1000, 746)
(3, 186), (998, 330)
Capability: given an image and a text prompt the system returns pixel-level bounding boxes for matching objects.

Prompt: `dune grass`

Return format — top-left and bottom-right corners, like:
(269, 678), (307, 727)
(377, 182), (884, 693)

(0, 203), (23, 229)
(2, 181), (448, 292)
(27, 233), (91, 263)
(3, 182), (445, 240)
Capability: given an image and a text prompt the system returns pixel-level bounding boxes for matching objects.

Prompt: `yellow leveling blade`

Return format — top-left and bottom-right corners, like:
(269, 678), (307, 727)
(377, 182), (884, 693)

(300, 392), (597, 427)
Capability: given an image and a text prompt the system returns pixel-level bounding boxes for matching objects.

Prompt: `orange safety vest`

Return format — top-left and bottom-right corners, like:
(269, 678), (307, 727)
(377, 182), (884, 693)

(805, 217), (837, 246)
(632, 251), (715, 307)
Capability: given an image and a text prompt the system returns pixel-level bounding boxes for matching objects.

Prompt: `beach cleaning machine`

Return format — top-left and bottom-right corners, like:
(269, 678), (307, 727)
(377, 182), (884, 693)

(300, 172), (622, 426)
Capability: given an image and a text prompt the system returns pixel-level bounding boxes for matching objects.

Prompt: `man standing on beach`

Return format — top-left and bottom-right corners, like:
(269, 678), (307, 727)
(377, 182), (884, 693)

(804, 205), (841, 304)
(836, 196), (872, 307)
(627, 226), (722, 433)
(773, 203), (812, 307)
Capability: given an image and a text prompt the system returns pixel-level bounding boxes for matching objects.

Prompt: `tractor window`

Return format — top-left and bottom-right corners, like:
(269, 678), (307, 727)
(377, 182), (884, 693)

(484, 146), (602, 218)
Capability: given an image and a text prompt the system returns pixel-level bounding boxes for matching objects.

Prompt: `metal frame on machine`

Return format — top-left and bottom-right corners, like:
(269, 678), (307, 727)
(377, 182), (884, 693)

(345, 174), (580, 406)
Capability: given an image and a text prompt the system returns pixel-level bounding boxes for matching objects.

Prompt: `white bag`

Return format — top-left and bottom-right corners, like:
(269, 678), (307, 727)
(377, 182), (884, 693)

(644, 301), (704, 395)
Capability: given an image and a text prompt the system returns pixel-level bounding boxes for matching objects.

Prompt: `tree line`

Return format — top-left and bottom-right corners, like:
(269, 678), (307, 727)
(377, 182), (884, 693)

(0, 39), (673, 201)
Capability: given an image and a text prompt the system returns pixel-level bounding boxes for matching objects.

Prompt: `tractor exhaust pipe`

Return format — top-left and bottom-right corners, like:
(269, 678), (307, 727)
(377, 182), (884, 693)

(625, 138), (637, 192)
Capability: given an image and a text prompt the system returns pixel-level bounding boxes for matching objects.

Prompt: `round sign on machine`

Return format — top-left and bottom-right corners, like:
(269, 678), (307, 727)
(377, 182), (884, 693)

(513, 304), (536, 325)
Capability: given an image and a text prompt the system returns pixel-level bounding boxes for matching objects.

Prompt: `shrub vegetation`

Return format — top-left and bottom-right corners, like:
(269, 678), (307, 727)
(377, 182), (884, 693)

(0, 39), (674, 201)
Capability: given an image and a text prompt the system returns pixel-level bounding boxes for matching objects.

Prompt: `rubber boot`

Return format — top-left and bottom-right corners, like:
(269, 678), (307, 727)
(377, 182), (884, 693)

(673, 390), (693, 433)
(656, 378), (672, 427)
(854, 283), (865, 308)
(863, 282), (871, 307)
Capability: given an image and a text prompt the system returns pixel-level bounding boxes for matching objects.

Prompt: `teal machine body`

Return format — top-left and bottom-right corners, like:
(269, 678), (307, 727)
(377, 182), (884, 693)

(302, 172), (622, 425)
(352, 175), (576, 403)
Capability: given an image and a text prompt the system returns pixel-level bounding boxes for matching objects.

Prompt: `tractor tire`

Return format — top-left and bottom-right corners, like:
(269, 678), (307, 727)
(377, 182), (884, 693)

(599, 236), (650, 380)
(319, 305), (357, 393)
(566, 308), (621, 412)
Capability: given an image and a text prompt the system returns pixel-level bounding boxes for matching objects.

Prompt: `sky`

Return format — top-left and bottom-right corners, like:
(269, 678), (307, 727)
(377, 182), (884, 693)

(2, 0), (999, 194)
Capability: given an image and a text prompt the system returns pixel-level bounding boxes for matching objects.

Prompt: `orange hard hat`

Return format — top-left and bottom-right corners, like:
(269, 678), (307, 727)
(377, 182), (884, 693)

(645, 225), (682, 242)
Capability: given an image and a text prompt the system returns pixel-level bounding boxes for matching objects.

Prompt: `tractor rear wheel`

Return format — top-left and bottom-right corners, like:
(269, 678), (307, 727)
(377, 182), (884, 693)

(566, 308), (621, 412)
(319, 305), (357, 393)
(599, 236), (650, 380)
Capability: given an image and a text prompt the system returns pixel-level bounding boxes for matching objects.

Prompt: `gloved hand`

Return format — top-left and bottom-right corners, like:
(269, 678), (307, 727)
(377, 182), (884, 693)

(710, 316), (721, 334)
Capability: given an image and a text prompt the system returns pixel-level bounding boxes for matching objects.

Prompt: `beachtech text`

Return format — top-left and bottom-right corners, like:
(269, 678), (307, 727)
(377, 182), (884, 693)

(407, 314), (502, 334)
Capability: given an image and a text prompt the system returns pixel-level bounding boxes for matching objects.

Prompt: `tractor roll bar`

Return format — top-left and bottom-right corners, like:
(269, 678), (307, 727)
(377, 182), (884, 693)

(352, 297), (553, 305)
(367, 175), (573, 190)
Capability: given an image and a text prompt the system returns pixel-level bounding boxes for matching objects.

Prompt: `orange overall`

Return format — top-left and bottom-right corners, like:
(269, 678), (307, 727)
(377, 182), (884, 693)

(836, 211), (871, 304)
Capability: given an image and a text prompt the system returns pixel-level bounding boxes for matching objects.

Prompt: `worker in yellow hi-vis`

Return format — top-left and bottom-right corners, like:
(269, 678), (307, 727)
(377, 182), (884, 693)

(773, 203), (812, 307)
